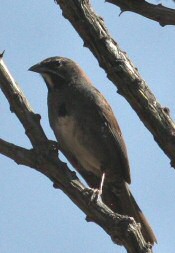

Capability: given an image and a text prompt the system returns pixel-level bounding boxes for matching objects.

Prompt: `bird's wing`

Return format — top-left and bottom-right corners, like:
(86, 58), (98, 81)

(94, 88), (131, 184)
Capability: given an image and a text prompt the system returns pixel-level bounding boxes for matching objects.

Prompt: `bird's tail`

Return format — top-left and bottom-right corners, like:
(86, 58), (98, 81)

(102, 183), (157, 245)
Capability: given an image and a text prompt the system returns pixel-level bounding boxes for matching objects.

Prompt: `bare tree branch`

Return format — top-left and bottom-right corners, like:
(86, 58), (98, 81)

(0, 138), (36, 167)
(106, 0), (175, 26)
(0, 54), (47, 148)
(0, 55), (153, 252)
(55, 0), (175, 168)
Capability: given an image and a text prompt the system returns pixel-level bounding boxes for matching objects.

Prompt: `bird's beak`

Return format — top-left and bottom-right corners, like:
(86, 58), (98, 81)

(28, 63), (44, 73)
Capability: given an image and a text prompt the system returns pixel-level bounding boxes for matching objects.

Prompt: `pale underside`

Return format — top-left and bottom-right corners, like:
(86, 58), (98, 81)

(54, 115), (103, 177)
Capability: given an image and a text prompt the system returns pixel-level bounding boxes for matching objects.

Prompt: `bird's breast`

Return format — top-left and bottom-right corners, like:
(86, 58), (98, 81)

(53, 115), (102, 176)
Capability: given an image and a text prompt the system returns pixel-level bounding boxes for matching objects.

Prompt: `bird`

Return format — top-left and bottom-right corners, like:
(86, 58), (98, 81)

(29, 56), (156, 244)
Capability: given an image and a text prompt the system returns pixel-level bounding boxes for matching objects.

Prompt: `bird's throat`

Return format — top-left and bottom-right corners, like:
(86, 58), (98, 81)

(42, 73), (66, 91)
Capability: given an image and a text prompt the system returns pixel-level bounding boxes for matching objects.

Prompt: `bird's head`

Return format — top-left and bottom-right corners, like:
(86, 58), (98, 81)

(29, 57), (88, 90)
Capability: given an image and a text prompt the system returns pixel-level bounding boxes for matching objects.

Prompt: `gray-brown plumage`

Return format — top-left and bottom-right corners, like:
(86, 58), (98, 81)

(29, 56), (156, 244)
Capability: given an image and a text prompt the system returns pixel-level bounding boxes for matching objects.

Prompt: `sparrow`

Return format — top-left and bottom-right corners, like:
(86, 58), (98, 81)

(29, 56), (156, 244)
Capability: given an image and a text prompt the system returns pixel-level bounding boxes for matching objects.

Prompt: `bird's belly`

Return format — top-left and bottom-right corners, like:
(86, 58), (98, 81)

(54, 116), (101, 175)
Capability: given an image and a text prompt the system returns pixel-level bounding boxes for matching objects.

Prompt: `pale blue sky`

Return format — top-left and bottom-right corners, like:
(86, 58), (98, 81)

(0, 1), (175, 253)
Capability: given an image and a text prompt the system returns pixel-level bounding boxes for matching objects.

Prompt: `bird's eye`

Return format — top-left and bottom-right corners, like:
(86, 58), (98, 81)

(56, 60), (62, 67)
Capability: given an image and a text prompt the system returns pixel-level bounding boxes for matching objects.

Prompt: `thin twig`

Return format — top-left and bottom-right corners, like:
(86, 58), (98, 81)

(106, 0), (175, 26)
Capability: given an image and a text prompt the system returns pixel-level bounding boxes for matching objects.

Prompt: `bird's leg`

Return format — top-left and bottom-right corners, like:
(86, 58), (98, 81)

(99, 172), (105, 196)
(90, 173), (105, 202)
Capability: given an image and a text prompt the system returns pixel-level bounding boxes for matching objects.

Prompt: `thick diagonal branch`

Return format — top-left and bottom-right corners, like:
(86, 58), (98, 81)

(0, 56), (152, 252)
(56, 0), (175, 168)
(106, 0), (175, 26)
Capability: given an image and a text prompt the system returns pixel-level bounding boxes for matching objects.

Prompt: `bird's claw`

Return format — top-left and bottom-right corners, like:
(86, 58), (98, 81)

(90, 188), (102, 202)
(82, 187), (102, 204)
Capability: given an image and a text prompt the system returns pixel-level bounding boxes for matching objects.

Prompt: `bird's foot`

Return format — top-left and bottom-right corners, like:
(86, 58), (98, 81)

(83, 173), (105, 203)
(82, 187), (102, 204)
(90, 188), (102, 202)
(90, 172), (105, 202)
